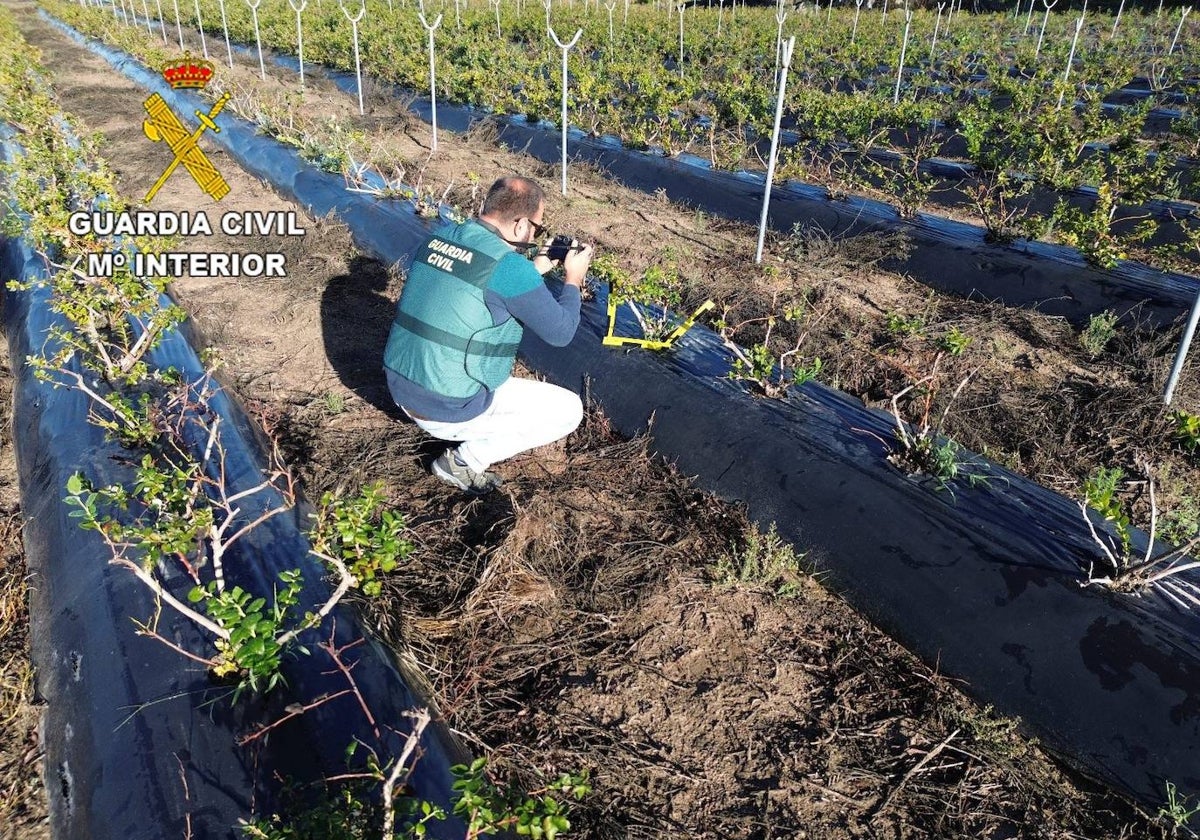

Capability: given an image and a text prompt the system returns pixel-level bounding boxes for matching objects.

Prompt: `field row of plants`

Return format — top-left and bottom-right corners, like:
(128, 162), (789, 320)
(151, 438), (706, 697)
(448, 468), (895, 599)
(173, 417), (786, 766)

(80, 0), (1200, 269)
(0, 5), (594, 836)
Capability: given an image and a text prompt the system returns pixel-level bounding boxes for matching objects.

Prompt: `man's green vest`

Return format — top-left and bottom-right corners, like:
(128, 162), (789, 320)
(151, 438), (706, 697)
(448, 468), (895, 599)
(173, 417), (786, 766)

(384, 220), (524, 399)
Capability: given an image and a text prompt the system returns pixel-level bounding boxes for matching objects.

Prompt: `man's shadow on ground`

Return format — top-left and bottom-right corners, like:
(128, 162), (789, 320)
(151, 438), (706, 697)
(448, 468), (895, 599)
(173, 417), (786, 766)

(320, 254), (407, 418)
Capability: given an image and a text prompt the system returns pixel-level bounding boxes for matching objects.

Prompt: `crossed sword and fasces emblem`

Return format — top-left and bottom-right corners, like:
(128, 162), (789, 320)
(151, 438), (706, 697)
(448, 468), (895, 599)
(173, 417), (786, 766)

(141, 91), (232, 203)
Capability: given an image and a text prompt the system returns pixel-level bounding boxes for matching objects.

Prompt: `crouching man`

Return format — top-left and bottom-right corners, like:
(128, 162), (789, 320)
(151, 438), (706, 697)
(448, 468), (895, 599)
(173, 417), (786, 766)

(383, 176), (594, 494)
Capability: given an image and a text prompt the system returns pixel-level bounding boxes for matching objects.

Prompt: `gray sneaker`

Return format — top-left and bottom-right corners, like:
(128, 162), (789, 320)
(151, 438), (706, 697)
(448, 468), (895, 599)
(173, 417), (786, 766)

(431, 448), (503, 495)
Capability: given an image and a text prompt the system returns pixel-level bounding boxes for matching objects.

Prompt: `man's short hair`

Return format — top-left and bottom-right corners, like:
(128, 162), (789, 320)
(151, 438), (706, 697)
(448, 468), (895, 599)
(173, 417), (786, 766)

(481, 176), (545, 221)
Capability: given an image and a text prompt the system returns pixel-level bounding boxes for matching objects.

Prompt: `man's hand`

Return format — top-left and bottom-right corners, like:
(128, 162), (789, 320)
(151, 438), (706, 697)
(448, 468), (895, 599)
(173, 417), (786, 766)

(532, 246), (554, 276)
(562, 240), (593, 289)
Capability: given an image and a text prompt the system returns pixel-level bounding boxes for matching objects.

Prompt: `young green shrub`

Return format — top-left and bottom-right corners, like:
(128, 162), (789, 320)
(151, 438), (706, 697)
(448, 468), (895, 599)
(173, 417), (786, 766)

(451, 757), (591, 840)
(1079, 310), (1119, 358)
(712, 522), (807, 597)
(308, 483), (412, 599)
(1173, 409), (1200, 455)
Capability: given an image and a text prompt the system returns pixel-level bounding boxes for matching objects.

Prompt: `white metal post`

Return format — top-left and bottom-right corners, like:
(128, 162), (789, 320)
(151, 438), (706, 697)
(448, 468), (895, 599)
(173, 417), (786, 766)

(171, 0), (183, 48)
(418, 11), (442, 150)
(1165, 290), (1200, 405)
(1034, 0), (1056, 61)
(1056, 14), (1083, 109)
(678, 2), (685, 77)
(1111, 0), (1124, 36)
(153, 0), (166, 42)
(490, 0), (501, 37)
(139, 0), (153, 35)
(246, 0), (266, 80)
(1023, 0), (1034, 34)
(192, 0), (208, 57)
(756, 36), (795, 264)
(774, 8), (786, 89)
(289, 0), (307, 85)
(851, 0), (862, 43)
(894, 9), (911, 103)
(548, 25), (582, 195)
(341, 0), (366, 114)
(931, 2), (944, 61)
(606, 0), (616, 48)
(1169, 6), (1191, 55)
(217, 0), (233, 67)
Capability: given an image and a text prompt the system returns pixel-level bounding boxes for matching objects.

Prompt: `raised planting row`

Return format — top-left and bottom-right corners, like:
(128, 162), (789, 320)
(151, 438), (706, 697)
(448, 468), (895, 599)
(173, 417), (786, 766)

(43, 10), (1200, 830)
(74, 0), (1200, 273)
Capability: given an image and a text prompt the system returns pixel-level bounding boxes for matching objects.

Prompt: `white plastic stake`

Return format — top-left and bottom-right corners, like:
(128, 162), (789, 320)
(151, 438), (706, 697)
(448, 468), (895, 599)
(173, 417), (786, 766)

(154, 0), (166, 41)
(341, 0), (366, 114)
(490, 0), (500, 37)
(217, 0), (233, 67)
(1165, 289), (1200, 405)
(827, 0), (833, 22)
(547, 25), (582, 195)
(606, 0), (616, 47)
(1034, 0), (1056, 61)
(418, 11), (442, 150)
(1169, 6), (1191, 55)
(1023, 0), (1034, 34)
(851, 0), (863, 42)
(894, 9), (911, 103)
(1056, 14), (1083, 109)
(881, 0), (887, 21)
(717, 0), (723, 36)
(171, 0), (183, 48)
(624, 0), (629, 25)
(289, 0), (307, 85)
(246, 0), (266, 80)
(756, 35), (795, 264)
(543, 0), (552, 32)
(930, 2), (944, 61)
(192, 0), (208, 57)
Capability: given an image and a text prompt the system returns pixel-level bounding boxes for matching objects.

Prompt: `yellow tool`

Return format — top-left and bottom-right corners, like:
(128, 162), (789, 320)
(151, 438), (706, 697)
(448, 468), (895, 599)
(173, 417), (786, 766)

(142, 91), (232, 203)
(602, 296), (715, 350)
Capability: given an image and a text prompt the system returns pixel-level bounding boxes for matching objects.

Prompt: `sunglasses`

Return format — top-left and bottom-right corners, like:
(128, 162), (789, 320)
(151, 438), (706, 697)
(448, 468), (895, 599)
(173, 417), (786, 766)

(525, 218), (548, 238)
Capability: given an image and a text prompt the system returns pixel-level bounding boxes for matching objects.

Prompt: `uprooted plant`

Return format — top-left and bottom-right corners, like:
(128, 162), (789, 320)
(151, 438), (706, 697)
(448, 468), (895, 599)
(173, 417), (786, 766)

(1079, 463), (1200, 608)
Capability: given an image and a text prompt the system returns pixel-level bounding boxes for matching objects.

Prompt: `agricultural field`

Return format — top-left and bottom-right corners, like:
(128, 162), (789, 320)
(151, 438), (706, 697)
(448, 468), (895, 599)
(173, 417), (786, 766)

(2, 0), (1200, 838)
(81, 0), (1200, 271)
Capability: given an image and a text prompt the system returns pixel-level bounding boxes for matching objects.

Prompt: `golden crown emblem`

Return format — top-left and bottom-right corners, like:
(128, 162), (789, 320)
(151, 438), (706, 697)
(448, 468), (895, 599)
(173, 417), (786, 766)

(161, 54), (215, 89)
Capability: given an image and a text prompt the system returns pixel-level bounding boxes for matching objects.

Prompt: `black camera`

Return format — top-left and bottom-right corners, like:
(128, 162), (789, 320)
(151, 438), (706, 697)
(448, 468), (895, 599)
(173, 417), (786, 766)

(545, 234), (584, 263)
